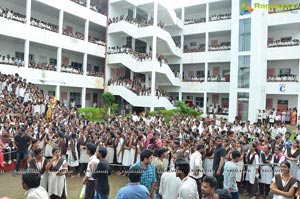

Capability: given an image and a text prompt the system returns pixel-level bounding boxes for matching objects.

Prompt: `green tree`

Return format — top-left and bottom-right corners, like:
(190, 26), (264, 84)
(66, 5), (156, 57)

(101, 92), (115, 115)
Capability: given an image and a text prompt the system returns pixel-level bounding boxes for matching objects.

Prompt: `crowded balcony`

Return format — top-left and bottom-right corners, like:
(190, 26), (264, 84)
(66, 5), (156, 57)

(31, 1), (59, 33)
(0, 4), (26, 24)
(61, 49), (83, 75)
(268, 24), (300, 48)
(90, 0), (108, 15)
(70, 0), (86, 7)
(87, 55), (105, 77)
(28, 61), (56, 71)
(209, 0), (231, 22)
(184, 33), (206, 53)
(207, 62), (230, 82)
(88, 21), (106, 46)
(208, 31), (231, 51)
(267, 74), (298, 82)
(268, 0), (300, 14)
(63, 13), (85, 40)
(184, 4), (206, 25)
(183, 63), (205, 82)
(268, 38), (300, 47)
(0, 54), (24, 67)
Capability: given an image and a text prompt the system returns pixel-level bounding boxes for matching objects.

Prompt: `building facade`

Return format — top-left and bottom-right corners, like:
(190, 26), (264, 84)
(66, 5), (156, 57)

(107, 0), (300, 123)
(0, 0), (107, 107)
(1, 0), (300, 123)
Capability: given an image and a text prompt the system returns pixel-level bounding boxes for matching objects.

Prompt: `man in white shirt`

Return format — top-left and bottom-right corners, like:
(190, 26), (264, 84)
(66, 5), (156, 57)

(159, 152), (182, 199)
(189, 144), (205, 197)
(82, 143), (99, 199)
(175, 157), (199, 199)
(22, 172), (48, 199)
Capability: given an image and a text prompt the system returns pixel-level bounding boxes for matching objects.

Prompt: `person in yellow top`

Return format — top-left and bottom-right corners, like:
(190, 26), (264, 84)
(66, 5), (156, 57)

(46, 96), (56, 119)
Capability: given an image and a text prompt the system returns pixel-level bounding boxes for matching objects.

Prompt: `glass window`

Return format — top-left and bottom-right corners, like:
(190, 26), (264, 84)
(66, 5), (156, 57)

(238, 56), (250, 88)
(237, 92), (249, 121)
(70, 92), (81, 107)
(239, 19), (251, 51)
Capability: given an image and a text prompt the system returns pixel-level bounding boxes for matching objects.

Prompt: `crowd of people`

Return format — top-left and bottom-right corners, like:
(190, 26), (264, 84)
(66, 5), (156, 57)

(208, 44), (231, 51)
(88, 36), (106, 46)
(28, 61), (57, 71)
(268, 4), (300, 14)
(108, 14), (166, 30)
(207, 104), (229, 115)
(184, 46), (205, 53)
(63, 27), (85, 41)
(0, 6), (26, 24)
(184, 18), (206, 25)
(90, 3), (107, 15)
(107, 46), (169, 65)
(70, 0), (86, 7)
(268, 39), (300, 48)
(267, 74), (298, 82)
(30, 17), (59, 33)
(0, 54), (24, 67)
(2, 72), (300, 199)
(86, 71), (104, 77)
(209, 13), (231, 21)
(61, 65), (83, 74)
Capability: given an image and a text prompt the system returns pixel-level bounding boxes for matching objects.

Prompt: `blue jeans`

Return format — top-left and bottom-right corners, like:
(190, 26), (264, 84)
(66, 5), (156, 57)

(94, 191), (108, 199)
(231, 191), (240, 199)
(154, 188), (161, 199)
(16, 151), (27, 171)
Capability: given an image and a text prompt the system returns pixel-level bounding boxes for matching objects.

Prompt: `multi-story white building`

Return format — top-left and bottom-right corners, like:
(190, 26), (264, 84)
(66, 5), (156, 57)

(0, 0), (107, 107)
(107, 0), (300, 122)
(1, 0), (300, 123)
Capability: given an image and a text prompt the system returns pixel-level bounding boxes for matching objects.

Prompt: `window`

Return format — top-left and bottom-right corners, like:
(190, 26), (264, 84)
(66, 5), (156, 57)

(15, 52), (24, 60)
(71, 62), (82, 69)
(220, 42), (231, 46)
(70, 92), (81, 107)
(237, 92), (249, 121)
(279, 69), (291, 75)
(195, 97), (204, 107)
(48, 91), (55, 97)
(196, 71), (205, 77)
(238, 56), (250, 88)
(239, 19), (251, 51)
(186, 96), (193, 100)
(50, 58), (57, 65)
(29, 54), (34, 61)
(281, 37), (292, 42)
(190, 42), (197, 47)
(278, 100), (288, 105)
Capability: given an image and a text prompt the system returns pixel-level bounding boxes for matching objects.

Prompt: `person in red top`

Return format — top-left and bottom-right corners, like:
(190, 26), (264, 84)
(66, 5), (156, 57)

(257, 138), (264, 151)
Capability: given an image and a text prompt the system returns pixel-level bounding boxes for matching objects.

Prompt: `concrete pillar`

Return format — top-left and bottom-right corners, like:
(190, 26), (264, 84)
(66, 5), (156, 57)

(24, 40), (30, 68)
(145, 74), (149, 87)
(206, 3), (209, 22)
(55, 85), (60, 100)
(203, 92), (207, 115)
(205, 32), (209, 52)
(83, 53), (87, 76)
(81, 87), (86, 108)
(130, 71), (134, 80)
(132, 38), (135, 51)
(59, 10), (64, 34)
(26, 0), (31, 25)
(181, 34), (184, 53)
(298, 95), (300, 126)
(57, 47), (62, 72)
(84, 20), (89, 42)
(181, 7), (185, 22)
(179, 92), (182, 101)
(205, 62), (208, 82)
(133, 7), (137, 18)
(180, 63), (183, 80)
(86, 0), (91, 9)
(150, 70), (156, 111)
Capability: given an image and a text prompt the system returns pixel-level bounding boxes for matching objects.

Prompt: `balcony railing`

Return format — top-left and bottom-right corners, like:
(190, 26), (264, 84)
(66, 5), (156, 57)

(0, 7), (26, 24)
(209, 13), (231, 22)
(184, 47), (205, 53)
(208, 45), (231, 51)
(29, 61), (57, 71)
(267, 75), (298, 82)
(30, 17), (58, 33)
(268, 39), (300, 48)
(184, 18), (206, 25)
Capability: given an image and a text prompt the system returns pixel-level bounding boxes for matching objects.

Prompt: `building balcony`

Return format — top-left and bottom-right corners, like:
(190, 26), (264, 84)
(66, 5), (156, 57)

(265, 81), (300, 94)
(176, 81), (230, 93)
(0, 63), (104, 89)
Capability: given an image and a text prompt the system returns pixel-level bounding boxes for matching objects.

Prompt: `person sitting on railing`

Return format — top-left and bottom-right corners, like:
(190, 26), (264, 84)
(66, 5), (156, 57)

(268, 39), (300, 47)
(71, 0), (86, 6)
(208, 44), (231, 51)
(209, 13), (231, 21)
(267, 74), (298, 82)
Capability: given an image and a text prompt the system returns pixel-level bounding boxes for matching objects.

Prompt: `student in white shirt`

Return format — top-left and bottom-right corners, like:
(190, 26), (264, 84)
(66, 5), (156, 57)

(22, 172), (48, 199)
(175, 157), (199, 199)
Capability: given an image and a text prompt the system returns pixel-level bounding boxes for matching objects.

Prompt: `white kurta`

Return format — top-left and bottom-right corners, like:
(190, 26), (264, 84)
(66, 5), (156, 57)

(284, 148), (299, 178)
(245, 153), (259, 184)
(48, 159), (68, 197)
(116, 138), (124, 163)
(204, 158), (214, 176)
(272, 154), (285, 176)
(66, 141), (79, 167)
(259, 153), (273, 184)
(106, 146), (114, 164)
(236, 160), (244, 182)
(159, 172), (181, 199)
(122, 149), (131, 166)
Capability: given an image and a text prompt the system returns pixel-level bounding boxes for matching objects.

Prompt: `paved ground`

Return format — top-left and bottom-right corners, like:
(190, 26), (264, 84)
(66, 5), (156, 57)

(0, 170), (256, 199)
